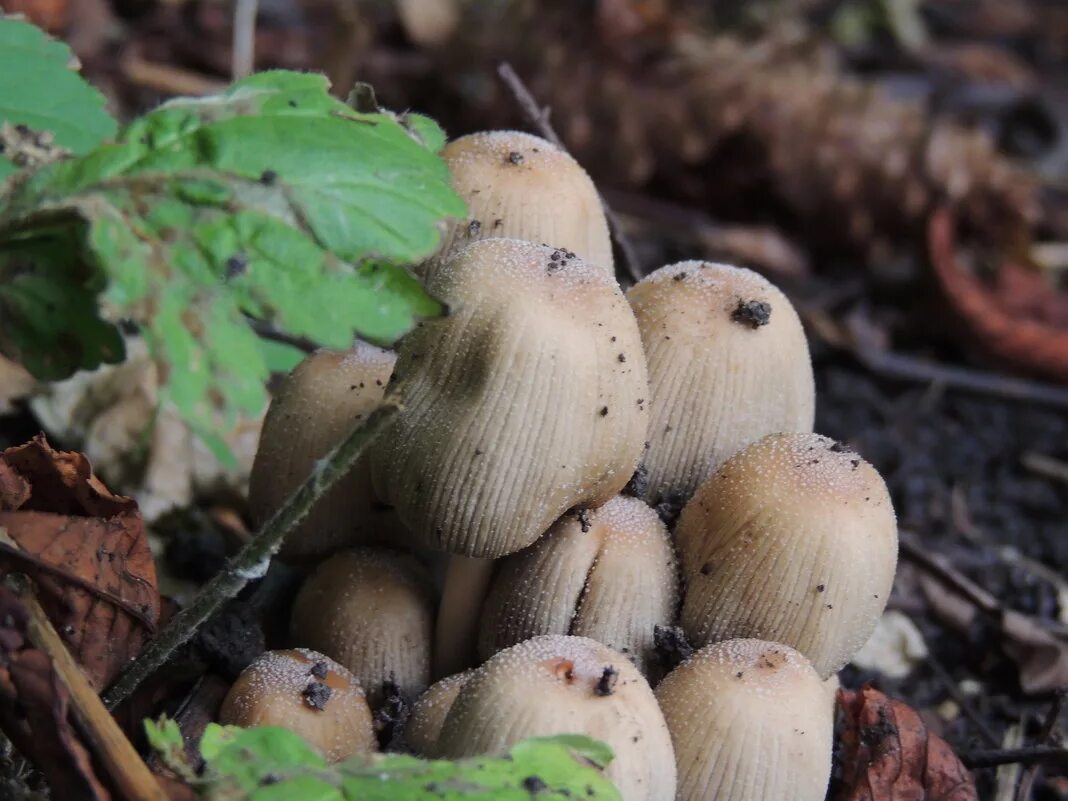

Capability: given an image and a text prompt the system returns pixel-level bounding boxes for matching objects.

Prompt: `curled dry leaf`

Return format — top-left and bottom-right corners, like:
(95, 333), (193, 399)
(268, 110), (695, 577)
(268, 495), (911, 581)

(0, 434), (160, 690)
(929, 207), (1068, 383)
(835, 686), (978, 801)
(0, 584), (111, 801)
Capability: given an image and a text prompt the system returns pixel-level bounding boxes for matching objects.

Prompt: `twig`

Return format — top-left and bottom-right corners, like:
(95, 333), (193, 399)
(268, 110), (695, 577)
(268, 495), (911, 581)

(1016, 691), (1065, 801)
(232, 0), (259, 81)
(102, 402), (400, 709)
(899, 535), (999, 614)
(496, 62), (644, 285)
(120, 55), (227, 98)
(1022, 451), (1068, 487)
(961, 745), (1068, 770)
(924, 649), (1001, 748)
(10, 575), (169, 801)
(245, 316), (319, 355)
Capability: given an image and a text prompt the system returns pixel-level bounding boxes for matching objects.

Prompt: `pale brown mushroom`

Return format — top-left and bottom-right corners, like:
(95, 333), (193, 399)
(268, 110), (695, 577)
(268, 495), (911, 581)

(655, 639), (833, 801)
(248, 344), (402, 562)
(289, 547), (434, 708)
(371, 238), (649, 677)
(218, 648), (375, 762)
(626, 261), (814, 505)
(478, 495), (678, 674)
(405, 669), (475, 757)
(436, 635), (676, 801)
(423, 131), (613, 280)
(676, 433), (898, 678)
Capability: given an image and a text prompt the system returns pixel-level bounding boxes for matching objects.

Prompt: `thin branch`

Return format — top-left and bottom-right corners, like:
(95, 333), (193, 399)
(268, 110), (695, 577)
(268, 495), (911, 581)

(232, 0), (259, 81)
(961, 745), (1068, 770)
(1015, 691), (1065, 801)
(245, 316), (319, 354)
(102, 402), (400, 709)
(496, 62), (644, 285)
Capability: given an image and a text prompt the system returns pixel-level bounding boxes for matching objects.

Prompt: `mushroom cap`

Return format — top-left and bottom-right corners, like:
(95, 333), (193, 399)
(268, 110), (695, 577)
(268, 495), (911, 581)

(405, 669), (475, 757)
(249, 344), (403, 562)
(423, 131), (613, 280)
(218, 648), (376, 762)
(436, 634), (676, 801)
(655, 639), (832, 801)
(677, 433), (898, 677)
(289, 547), (434, 708)
(371, 238), (649, 558)
(478, 495), (678, 674)
(626, 261), (814, 504)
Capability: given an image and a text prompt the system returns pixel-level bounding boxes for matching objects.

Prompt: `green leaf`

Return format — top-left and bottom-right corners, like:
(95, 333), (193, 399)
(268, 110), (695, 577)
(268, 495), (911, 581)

(144, 716), (196, 781)
(0, 69), (465, 457)
(0, 17), (117, 180)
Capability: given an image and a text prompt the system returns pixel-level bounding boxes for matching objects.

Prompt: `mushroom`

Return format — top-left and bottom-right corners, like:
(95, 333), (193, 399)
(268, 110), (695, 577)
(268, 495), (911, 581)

(655, 639), (833, 801)
(436, 635), (676, 801)
(405, 669), (475, 757)
(676, 433), (898, 678)
(626, 261), (814, 505)
(289, 547), (434, 708)
(478, 495), (678, 674)
(248, 344), (402, 562)
(371, 238), (649, 677)
(218, 648), (375, 762)
(423, 131), (613, 280)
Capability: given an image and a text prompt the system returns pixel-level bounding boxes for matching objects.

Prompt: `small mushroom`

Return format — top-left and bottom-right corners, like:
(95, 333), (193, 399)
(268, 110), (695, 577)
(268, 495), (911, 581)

(248, 344), (403, 562)
(289, 548), (434, 708)
(478, 495), (678, 675)
(436, 635), (676, 801)
(371, 238), (649, 677)
(655, 639), (833, 801)
(676, 433), (898, 678)
(423, 131), (613, 280)
(626, 261), (815, 504)
(218, 648), (375, 762)
(405, 669), (475, 757)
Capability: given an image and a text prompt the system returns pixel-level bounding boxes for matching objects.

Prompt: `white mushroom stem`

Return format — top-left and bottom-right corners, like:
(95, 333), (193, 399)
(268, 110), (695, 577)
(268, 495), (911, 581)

(432, 555), (496, 679)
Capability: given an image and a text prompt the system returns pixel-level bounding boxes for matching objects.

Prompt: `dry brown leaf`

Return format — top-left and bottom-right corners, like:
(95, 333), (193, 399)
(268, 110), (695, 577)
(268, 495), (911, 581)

(0, 435), (160, 690)
(835, 686), (978, 801)
(0, 584), (111, 801)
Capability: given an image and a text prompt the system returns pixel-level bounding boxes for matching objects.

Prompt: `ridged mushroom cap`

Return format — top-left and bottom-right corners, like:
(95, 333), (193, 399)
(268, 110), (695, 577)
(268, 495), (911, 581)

(478, 495), (678, 674)
(677, 433), (898, 677)
(371, 238), (649, 558)
(289, 548), (434, 708)
(405, 669), (475, 757)
(423, 131), (613, 280)
(249, 344), (402, 561)
(626, 261), (814, 504)
(218, 648), (375, 762)
(437, 635), (676, 801)
(655, 639), (832, 801)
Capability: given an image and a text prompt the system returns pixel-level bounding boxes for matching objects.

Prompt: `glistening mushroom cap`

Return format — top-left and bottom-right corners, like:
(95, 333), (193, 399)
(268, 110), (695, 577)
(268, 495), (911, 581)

(371, 237), (649, 558)
(405, 669), (475, 757)
(677, 433), (898, 678)
(423, 131), (613, 280)
(436, 635), (676, 801)
(478, 495), (678, 674)
(655, 639), (833, 801)
(626, 261), (814, 504)
(289, 548), (434, 708)
(218, 648), (376, 762)
(248, 345), (402, 561)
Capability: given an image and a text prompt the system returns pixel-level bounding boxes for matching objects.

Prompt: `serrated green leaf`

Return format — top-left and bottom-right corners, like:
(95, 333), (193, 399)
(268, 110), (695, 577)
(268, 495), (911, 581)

(0, 18), (117, 180)
(0, 69), (464, 458)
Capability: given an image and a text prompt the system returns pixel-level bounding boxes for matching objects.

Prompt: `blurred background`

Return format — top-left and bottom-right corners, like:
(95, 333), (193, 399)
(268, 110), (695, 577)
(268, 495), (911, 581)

(2, 0), (1068, 796)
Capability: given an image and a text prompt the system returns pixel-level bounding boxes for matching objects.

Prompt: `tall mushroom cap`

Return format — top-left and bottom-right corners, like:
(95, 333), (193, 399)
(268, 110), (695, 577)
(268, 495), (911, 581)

(677, 433), (898, 678)
(248, 344), (401, 561)
(218, 648), (376, 762)
(436, 635), (676, 801)
(478, 495), (678, 674)
(655, 639), (833, 801)
(405, 669), (475, 757)
(371, 237), (649, 558)
(423, 131), (613, 280)
(626, 261), (814, 504)
(289, 547), (434, 708)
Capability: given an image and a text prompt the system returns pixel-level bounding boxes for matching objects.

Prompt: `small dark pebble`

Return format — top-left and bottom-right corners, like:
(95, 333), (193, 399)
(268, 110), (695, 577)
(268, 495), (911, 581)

(522, 777), (547, 794)
(731, 299), (772, 329)
(302, 680), (333, 711)
(595, 666), (619, 696)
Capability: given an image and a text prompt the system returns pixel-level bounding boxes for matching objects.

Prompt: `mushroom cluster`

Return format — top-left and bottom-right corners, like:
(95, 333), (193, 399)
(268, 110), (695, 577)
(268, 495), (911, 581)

(230, 129), (899, 801)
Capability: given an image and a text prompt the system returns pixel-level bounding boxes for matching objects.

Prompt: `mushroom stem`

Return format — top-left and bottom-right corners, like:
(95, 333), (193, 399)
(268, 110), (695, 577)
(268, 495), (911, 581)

(433, 556), (495, 679)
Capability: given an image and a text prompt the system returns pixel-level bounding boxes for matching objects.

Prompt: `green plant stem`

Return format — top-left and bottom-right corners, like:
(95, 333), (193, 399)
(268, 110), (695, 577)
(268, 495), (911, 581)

(101, 401), (400, 710)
